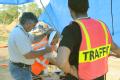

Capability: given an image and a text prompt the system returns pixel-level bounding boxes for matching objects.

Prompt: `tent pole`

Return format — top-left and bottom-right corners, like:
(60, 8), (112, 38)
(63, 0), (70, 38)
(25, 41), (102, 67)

(111, 0), (114, 36)
(39, 0), (58, 31)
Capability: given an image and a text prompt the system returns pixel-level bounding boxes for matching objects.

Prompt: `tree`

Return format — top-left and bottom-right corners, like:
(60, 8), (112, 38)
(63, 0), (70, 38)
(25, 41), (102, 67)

(0, 3), (42, 24)
(25, 3), (42, 17)
(0, 5), (19, 24)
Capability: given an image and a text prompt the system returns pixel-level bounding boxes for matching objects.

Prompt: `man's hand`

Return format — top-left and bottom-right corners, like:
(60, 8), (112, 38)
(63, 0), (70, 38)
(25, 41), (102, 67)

(70, 66), (78, 78)
(110, 52), (120, 58)
(111, 41), (120, 58)
(45, 44), (52, 53)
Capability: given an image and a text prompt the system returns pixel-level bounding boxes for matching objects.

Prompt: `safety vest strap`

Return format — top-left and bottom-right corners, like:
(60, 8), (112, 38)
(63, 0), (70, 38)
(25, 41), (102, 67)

(75, 19), (91, 49)
(79, 44), (111, 63)
(75, 19), (110, 63)
(75, 19), (109, 49)
(36, 58), (48, 67)
(98, 20), (108, 45)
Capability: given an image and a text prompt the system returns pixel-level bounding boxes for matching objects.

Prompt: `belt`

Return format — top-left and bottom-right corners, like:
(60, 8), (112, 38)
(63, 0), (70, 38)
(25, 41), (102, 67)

(10, 61), (30, 68)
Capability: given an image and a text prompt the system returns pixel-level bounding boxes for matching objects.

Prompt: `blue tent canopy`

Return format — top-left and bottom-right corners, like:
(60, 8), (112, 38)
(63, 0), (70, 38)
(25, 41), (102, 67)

(39, 0), (72, 32)
(39, 0), (120, 47)
(0, 0), (120, 46)
(0, 0), (33, 5)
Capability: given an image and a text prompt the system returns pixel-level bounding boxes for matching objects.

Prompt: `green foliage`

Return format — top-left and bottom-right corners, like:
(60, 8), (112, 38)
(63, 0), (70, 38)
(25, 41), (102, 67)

(0, 3), (42, 24)
(25, 3), (42, 17)
(0, 5), (19, 24)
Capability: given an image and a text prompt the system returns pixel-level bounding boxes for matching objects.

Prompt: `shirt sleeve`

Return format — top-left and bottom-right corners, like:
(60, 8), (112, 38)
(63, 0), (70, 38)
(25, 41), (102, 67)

(14, 30), (33, 55)
(60, 21), (82, 51)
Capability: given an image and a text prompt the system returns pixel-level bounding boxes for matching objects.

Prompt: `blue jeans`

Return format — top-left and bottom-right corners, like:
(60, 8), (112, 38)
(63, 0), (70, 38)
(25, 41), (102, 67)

(9, 62), (32, 80)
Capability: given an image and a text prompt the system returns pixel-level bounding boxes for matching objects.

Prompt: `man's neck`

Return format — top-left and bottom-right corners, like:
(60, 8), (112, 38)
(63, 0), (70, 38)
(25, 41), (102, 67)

(75, 14), (88, 19)
(19, 24), (28, 32)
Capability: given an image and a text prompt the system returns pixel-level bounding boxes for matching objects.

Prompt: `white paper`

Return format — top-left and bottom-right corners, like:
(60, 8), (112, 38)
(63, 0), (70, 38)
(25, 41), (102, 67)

(48, 31), (57, 45)
(37, 47), (46, 51)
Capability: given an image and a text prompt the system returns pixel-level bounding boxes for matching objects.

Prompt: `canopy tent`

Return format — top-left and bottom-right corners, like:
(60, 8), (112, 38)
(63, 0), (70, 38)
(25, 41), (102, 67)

(39, 0), (72, 32)
(0, 0), (34, 5)
(0, 0), (120, 46)
(39, 0), (120, 47)
(39, 0), (114, 33)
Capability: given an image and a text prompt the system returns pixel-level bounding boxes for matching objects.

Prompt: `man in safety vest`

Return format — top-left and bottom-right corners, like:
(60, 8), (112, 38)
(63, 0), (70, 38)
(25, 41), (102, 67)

(48, 0), (120, 80)
(31, 24), (60, 76)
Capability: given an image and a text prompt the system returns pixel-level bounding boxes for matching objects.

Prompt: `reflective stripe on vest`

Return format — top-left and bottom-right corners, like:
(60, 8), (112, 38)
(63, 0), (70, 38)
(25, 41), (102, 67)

(31, 36), (49, 75)
(75, 19), (111, 79)
(36, 58), (48, 67)
(31, 36), (57, 75)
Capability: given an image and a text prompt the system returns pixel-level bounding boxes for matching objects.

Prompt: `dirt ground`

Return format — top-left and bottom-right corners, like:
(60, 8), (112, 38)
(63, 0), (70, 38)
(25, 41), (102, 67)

(0, 47), (120, 80)
(0, 48), (12, 80)
(107, 57), (120, 80)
